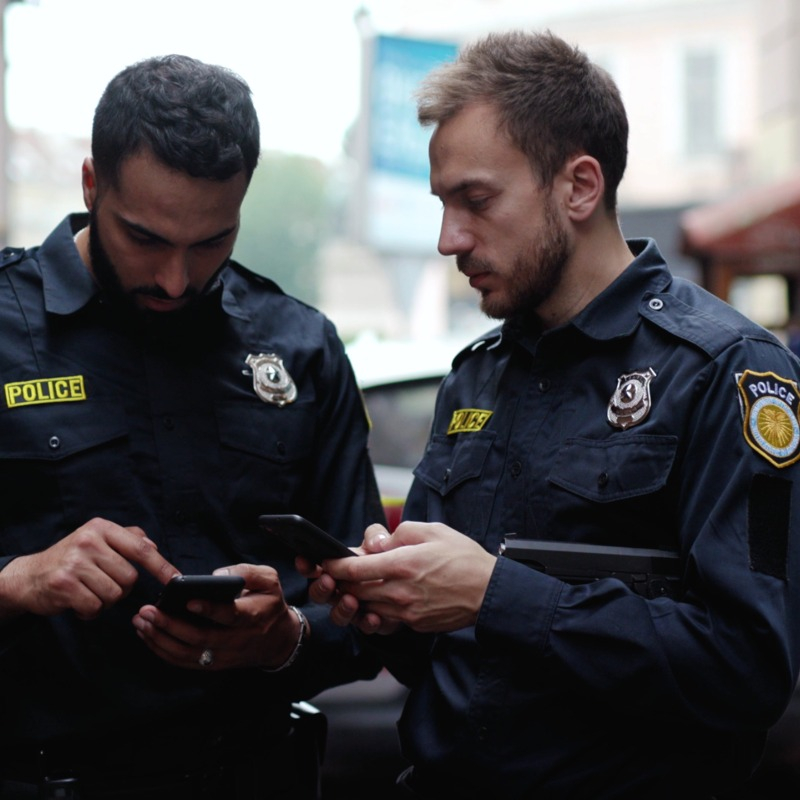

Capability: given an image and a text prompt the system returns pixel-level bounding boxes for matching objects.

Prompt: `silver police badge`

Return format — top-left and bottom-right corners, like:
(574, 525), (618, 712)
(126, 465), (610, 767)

(245, 353), (297, 407)
(607, 368), (657, 430)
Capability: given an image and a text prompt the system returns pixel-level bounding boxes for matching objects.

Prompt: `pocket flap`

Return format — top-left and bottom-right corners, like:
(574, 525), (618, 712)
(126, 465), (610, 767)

(413, 430), (495, 495)
(216, 401), (315, 463)
(0, 400), (127, 460)
(549, 435), (678, 503)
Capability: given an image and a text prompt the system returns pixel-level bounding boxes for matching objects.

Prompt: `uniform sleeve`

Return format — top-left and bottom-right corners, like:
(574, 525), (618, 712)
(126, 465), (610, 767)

(475, 339), (800, 732)
(296, 318), (386, 543)
(284, 319), (387, 697)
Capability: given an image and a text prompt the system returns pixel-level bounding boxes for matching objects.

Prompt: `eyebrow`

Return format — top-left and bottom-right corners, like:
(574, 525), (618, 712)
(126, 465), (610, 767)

(431, 177), (492, 200)
(121, 217), (237, 247)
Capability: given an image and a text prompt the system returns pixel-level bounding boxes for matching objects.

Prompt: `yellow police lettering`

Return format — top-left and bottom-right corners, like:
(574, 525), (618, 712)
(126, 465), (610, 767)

(4, 376), (87, 408)
(5, 384), (22, 405)
(447, 408), (493, 435)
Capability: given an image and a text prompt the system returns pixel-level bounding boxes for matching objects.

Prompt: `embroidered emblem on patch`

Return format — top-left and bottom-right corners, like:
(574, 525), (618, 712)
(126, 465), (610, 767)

(737, 370), (800, 468)
(447, 408), (493, 435)
(245, 353), (297, 407)
(607, 368), (657, 430)
(5, 375), (86, 409)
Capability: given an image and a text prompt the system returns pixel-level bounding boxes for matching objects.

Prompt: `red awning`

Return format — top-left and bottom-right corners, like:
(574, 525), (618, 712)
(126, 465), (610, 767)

(680, 173), (800, 261)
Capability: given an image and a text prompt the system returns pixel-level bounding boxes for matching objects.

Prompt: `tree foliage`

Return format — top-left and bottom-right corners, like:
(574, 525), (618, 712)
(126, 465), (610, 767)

(233, 151), (331, 305)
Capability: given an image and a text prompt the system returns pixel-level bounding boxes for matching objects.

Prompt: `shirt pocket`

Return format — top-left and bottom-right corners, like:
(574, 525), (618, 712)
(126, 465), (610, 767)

(412, 430), (496, 537)
(215, 400), (317, 534)
(547, 434), (678, 543)
(0, 400), (132, 552)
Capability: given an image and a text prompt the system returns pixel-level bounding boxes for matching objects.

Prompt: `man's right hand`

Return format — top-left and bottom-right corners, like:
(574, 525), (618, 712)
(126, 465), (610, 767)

(303, 522), (400, 635)
(0, 518), (177, 621)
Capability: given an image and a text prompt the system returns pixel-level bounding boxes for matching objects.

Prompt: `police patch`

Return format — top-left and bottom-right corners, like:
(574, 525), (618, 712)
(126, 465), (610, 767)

(737, 370), (800, 468)
(447, 408), (493, 435)
(5, 375), (86, 409)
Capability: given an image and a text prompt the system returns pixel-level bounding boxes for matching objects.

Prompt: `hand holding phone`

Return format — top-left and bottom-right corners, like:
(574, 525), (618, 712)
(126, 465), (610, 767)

(259, 514), (356, 564)
(156, 574), (245, 623)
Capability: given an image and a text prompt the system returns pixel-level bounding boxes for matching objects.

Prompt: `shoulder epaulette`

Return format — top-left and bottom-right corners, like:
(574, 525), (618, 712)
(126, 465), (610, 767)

(0, 247), (25, 270)
(452, 326), (503, 368)
(641, 286), (742, 359)
(226, 258), (284, 293)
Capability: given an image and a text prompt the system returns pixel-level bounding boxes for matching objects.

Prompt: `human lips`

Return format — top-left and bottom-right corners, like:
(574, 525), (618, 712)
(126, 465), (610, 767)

(136, 295), (189, 312)
(457, 256), (494, 290)
(467, 271), (492, 290)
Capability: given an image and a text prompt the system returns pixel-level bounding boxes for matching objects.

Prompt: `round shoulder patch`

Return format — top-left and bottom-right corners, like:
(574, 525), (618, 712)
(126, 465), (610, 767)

(737, 370), (800, 468)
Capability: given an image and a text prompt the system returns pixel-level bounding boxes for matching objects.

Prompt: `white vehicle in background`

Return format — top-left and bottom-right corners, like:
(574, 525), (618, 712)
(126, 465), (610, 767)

(314, 331), (475, 799)
(345, 331), (478, 528)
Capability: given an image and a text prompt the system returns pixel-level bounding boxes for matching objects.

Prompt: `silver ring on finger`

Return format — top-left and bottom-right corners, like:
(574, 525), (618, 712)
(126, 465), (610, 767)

(198, 648), (214, 667)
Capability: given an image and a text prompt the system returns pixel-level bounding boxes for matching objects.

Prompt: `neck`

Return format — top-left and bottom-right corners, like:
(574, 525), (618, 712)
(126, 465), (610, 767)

(73, 226), (91, 271)
(538, 221), (634, 330)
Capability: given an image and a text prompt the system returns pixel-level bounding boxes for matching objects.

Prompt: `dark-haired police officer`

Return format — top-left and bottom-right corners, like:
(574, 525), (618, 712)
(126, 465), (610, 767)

(0, 54), (383, 799)
(314, 30), (800, 799)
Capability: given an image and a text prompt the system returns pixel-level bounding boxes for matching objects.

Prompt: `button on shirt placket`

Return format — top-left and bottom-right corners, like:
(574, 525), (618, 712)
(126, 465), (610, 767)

(142, 348), (208, 550)
(494, 353), (559, 543)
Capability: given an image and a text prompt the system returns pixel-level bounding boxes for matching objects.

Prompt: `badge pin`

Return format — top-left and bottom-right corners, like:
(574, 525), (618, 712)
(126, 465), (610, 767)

(245, 353), (297, 407)
(607, 368), (657, 430)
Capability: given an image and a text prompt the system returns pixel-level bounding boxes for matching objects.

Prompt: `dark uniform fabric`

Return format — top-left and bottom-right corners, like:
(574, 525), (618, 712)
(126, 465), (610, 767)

(393, 239), (800, 799)
(0, 214), (384, 795)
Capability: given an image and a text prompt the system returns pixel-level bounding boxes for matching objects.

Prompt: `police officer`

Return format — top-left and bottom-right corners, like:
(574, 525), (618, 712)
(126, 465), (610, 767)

(313, 31), (800, 799)
(0, 55), (383, 799)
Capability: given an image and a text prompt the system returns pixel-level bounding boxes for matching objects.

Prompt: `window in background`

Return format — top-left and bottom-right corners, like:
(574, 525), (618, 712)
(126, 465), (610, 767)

(684, 48), (721, 157)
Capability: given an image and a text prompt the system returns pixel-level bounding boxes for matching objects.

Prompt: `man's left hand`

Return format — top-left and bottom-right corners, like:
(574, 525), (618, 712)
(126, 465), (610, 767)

(132, 563), (303, 670)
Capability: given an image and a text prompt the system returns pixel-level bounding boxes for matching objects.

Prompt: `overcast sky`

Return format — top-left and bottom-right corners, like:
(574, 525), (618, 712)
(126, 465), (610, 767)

(5, 0), (369, 161)
(4, 0), (686, 163)
(6, 0), (642, 162)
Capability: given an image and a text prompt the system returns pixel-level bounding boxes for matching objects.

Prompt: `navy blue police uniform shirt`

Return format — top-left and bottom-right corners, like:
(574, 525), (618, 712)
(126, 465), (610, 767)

(0, 214), (384, 746)
(395, 238), (800, 799)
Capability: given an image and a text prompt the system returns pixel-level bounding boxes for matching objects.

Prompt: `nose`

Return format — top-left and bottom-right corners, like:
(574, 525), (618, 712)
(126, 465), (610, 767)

(154, 250), (191, 299)
(437, 209), (472, 257)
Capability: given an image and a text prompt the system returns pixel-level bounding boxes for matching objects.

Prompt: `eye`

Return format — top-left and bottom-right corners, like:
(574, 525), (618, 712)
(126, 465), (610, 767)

(193, 229), (235, 251)
(196, 236), (228, 250)
(467, 196), (489, 211)
(129, 231), (162, 248)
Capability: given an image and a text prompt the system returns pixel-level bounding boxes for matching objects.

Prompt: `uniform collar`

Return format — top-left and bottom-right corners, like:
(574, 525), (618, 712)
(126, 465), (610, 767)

(568, 238), (673, 341)
(500, 238), (674, 350)
(40, 214), (98, 315)
(39, 213), (249, 321)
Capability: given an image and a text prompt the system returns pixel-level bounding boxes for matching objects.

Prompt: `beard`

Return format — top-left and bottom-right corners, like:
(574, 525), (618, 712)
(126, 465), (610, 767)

(88, 211), (228, 316)
(88, 212), (134, 311)
(457, 195), (572, 321)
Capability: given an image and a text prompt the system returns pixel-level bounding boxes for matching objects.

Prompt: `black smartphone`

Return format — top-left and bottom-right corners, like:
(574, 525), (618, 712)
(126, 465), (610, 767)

(259, 513), (356, 564)
(156, 574), (245, 621)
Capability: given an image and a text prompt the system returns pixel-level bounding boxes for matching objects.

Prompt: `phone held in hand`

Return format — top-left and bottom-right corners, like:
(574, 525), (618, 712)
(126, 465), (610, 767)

(259, 513), (356, 564)
(156, 574), (245, 622)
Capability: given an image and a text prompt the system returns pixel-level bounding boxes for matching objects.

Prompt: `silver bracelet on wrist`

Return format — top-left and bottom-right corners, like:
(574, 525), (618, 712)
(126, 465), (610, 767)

(263, 605), (308, 672)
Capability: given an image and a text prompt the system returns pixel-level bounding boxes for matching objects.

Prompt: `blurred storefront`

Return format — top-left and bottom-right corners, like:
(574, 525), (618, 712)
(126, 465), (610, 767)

(680, 173), (800, 327)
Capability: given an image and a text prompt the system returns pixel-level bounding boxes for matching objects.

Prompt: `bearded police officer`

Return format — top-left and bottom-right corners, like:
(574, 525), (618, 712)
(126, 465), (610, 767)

(313, 30), (800, 799)
(0, 54), (383, 799)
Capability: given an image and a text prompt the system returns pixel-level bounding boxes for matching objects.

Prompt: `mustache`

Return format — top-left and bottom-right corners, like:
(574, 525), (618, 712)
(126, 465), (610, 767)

(132, 286), (200, 301)
(457, 254), (494, 275)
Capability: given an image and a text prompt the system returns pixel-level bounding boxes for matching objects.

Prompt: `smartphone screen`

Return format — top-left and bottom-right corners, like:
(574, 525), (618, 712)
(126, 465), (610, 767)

(259, 514), (356, 564)
(156, 574), (245, 622)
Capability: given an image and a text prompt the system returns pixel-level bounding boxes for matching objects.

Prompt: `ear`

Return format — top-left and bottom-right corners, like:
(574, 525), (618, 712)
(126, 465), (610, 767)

(563, 155), (605, 222)
(81, 157), (97, 212)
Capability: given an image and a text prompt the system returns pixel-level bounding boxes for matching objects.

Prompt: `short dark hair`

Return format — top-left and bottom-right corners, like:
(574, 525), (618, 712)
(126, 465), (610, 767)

(92, 54), (260, 186)
(417, 30), (628, 210)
